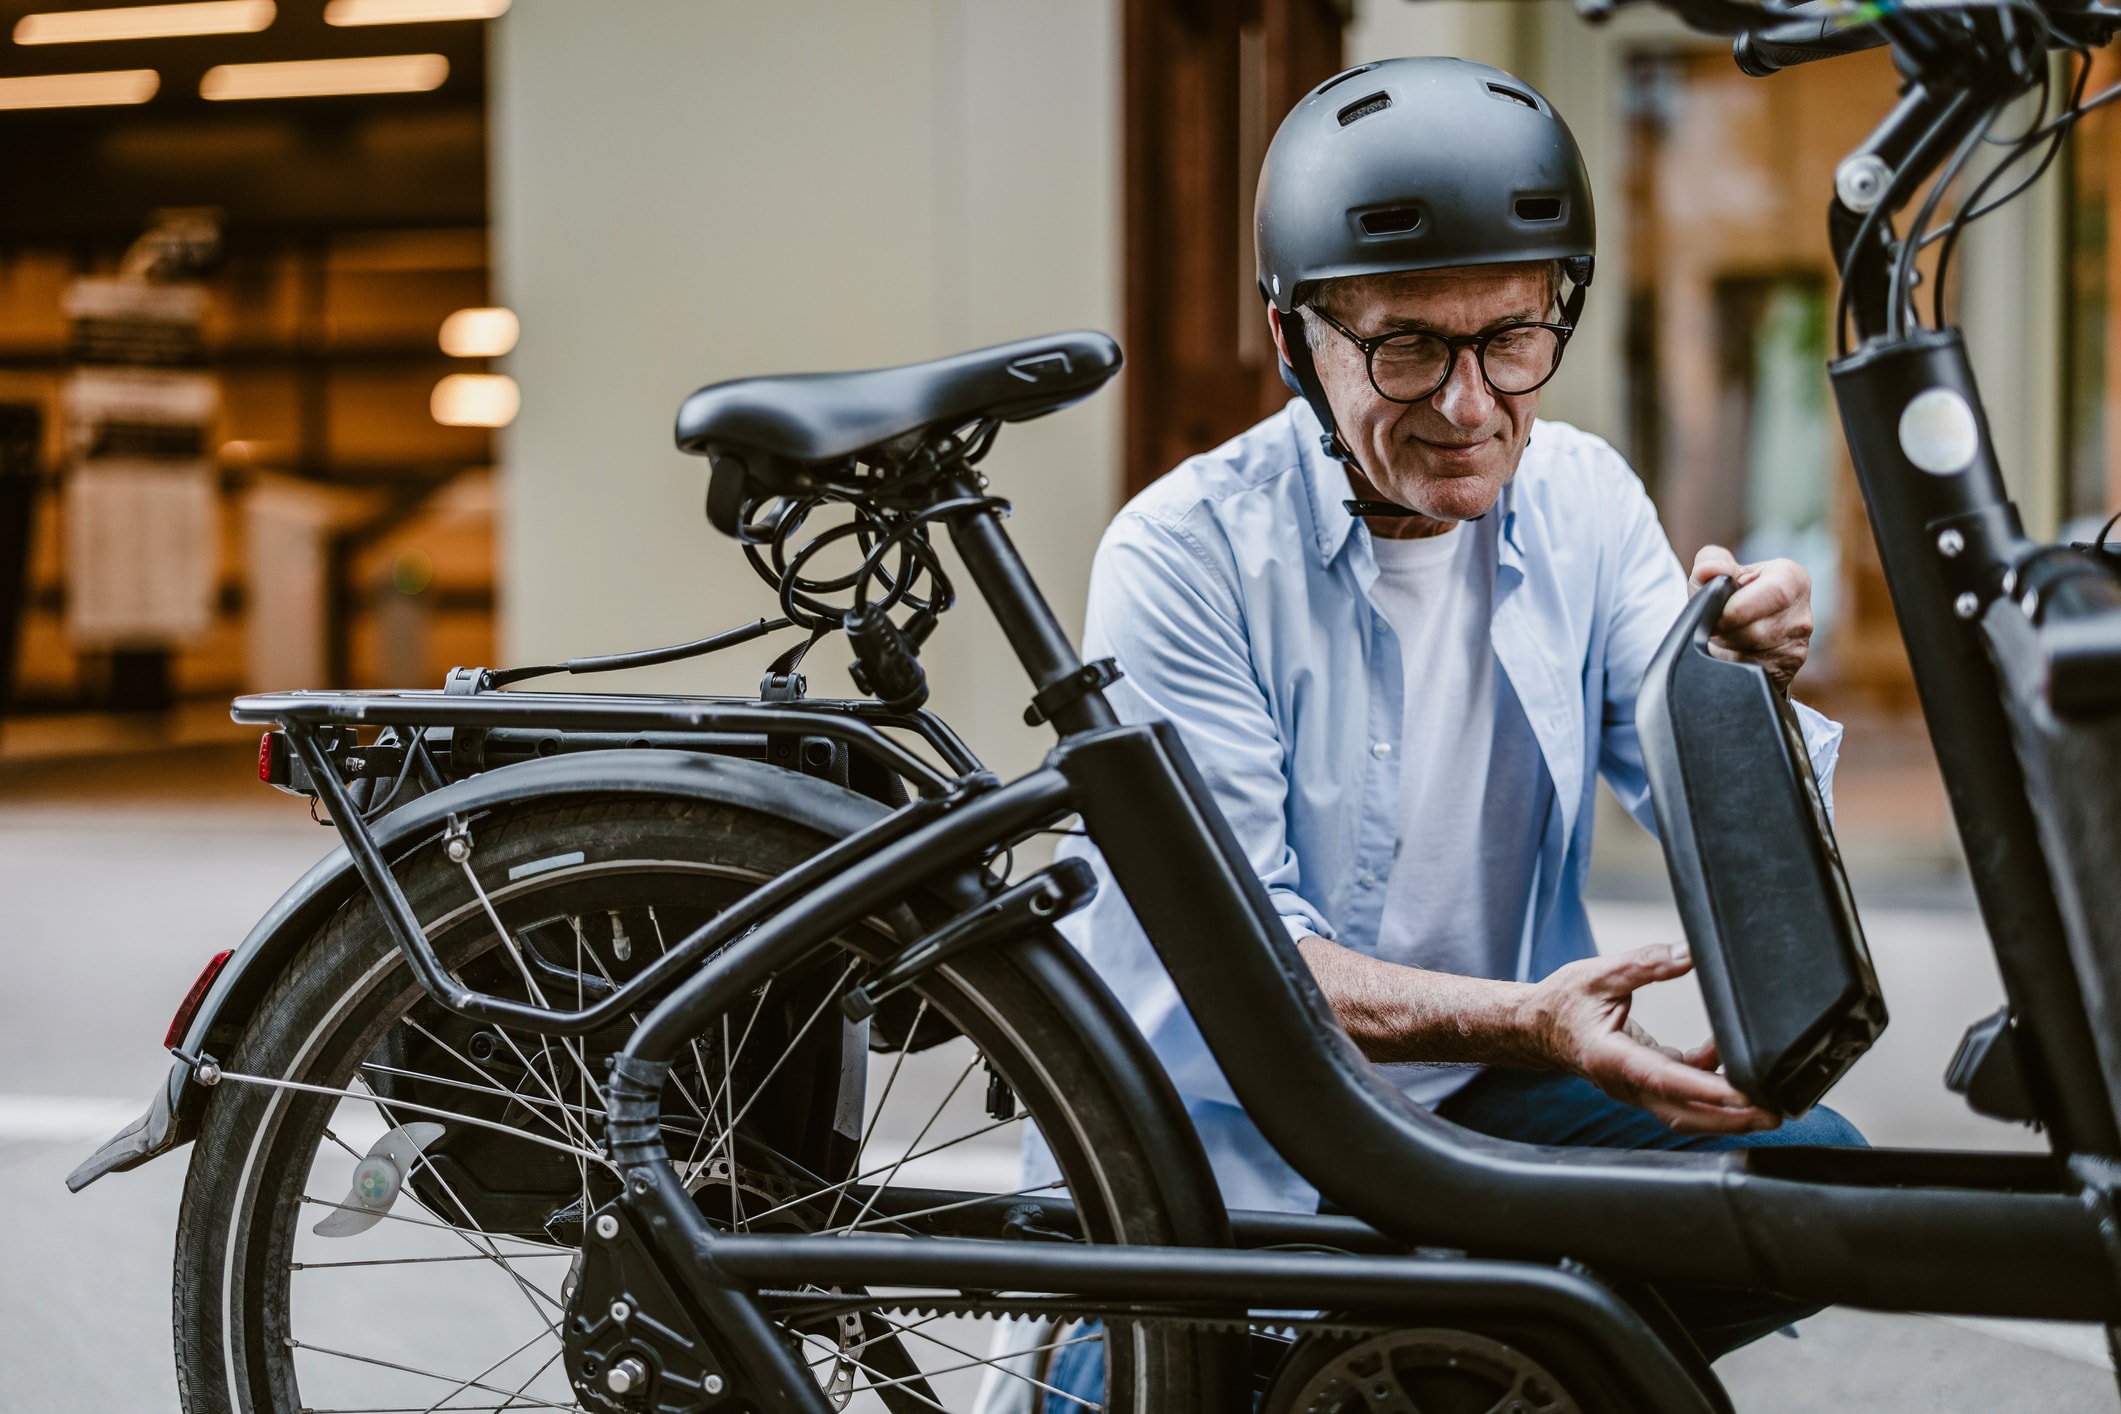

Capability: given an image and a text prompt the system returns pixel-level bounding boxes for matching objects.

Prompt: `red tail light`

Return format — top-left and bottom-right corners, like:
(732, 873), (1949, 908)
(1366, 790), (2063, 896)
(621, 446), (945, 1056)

(166, 950), (234, 1051)
(258, 731), (289, 786)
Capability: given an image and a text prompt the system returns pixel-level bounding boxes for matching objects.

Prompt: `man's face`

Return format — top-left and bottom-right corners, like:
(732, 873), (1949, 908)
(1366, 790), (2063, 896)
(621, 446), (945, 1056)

(1289, 263), (1553, 524)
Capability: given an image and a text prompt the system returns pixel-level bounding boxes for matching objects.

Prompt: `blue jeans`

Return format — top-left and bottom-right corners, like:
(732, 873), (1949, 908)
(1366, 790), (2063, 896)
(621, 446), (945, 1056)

(1435, 1067), (1867, 1359)
(1037, 1070), (1865, 1410)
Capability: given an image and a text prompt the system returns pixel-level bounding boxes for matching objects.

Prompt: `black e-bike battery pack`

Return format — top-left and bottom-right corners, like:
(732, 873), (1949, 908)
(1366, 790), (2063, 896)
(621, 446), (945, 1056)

(1636, 576), (1888, 1116)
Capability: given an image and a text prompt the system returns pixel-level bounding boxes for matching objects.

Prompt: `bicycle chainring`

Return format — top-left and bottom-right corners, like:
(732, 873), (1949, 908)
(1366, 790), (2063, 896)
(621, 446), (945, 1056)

(1259, 1325), (1582, 1414)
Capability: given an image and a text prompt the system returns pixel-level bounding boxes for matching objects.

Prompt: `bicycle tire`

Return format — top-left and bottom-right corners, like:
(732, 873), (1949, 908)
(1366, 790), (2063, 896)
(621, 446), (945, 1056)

(173, 791), (1223, 1413)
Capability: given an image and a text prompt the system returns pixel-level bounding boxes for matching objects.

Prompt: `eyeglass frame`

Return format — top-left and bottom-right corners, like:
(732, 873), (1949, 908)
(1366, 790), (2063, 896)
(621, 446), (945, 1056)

(1299, 305), (1576, 405)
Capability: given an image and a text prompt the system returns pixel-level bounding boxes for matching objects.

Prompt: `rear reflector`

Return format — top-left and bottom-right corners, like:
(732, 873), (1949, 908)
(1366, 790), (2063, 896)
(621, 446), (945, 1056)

(166, 950), (234, 1050)
(258, 731), (289, 786)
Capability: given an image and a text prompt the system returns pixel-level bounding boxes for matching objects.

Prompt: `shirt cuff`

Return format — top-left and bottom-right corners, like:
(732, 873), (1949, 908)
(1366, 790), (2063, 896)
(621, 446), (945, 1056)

(1792, 699), (1845, 822)
(1280, 912), (1332, 946)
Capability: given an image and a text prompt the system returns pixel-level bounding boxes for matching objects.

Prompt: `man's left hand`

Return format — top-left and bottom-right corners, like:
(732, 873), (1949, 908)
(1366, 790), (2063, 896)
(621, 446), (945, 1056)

(1690, 546), (1813, 692)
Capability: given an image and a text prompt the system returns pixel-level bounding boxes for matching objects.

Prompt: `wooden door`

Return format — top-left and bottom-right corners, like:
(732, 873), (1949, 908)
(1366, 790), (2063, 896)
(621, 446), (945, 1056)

(1124, 0), (1347, 496)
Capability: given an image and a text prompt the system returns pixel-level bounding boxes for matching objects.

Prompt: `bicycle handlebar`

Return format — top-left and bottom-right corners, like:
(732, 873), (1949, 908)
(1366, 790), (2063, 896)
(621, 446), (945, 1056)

(1734, 10), (1890, 75)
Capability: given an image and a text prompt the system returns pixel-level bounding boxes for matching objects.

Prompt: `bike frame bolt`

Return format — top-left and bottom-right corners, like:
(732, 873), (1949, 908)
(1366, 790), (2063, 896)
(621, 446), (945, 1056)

(1835, 153), (1891, 212)
(1955, 591), (1981, 619)
(1937, 528), (1965, 557)
(610, 1300), (631, 1323)
(704, 1374), (725, 1395)
(194, 1058), (222, 1087)
(632, 1176), (650, 1196)
(594, 1213), (619, 1240)
(606, 1356), (649, 1395)
(444, 838), (469, 862)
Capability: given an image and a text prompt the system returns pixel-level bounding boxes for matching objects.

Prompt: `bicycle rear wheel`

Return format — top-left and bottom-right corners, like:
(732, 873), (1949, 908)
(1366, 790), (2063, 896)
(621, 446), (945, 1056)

(173, 792), (1224, 1413)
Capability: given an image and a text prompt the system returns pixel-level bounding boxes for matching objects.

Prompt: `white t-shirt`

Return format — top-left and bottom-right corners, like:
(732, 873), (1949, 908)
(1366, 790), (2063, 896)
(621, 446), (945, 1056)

(1366, 519), (1554, 1106)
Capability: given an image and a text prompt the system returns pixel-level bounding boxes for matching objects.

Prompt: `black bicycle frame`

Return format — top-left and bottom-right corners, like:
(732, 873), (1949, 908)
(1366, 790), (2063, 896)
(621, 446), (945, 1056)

(202, 53), (2121, 1414)
(236, 493), (2114, 1390)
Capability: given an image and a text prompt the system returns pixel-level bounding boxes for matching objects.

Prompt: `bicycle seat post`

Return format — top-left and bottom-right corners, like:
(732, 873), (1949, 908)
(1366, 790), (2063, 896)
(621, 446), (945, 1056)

(934, 474), (1118, 738)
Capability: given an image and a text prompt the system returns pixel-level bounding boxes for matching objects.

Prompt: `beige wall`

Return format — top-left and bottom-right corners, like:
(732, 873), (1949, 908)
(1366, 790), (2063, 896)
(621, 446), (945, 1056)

(493, 1), (2071, 786)
(493, 0), (1120, 779)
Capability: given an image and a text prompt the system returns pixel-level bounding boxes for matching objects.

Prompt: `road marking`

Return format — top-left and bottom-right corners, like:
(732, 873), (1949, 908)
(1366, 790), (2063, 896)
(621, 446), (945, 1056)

(0, 1094), (142, 1143)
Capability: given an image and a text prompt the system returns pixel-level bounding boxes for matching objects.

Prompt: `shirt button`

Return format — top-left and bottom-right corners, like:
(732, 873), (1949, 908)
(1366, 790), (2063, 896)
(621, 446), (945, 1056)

(1370, 741), (1392, 759)
(1357, 869), (1380, 889)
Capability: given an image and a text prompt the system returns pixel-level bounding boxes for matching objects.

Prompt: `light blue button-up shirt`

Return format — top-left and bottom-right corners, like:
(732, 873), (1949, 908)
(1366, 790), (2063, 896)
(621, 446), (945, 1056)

(1055, 399), (1842, 1213)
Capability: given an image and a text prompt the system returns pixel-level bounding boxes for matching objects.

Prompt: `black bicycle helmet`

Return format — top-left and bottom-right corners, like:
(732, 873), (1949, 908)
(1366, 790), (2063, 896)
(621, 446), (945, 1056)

(1255, 57), (1595, 464)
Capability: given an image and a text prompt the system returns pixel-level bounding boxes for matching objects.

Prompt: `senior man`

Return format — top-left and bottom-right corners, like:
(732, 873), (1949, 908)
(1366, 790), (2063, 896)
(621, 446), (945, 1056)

(1051, 57), (1861, 1364)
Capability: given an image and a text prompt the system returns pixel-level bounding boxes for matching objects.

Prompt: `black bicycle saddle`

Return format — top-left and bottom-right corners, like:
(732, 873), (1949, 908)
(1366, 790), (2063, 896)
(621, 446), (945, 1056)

(674, 330), (1122, 465)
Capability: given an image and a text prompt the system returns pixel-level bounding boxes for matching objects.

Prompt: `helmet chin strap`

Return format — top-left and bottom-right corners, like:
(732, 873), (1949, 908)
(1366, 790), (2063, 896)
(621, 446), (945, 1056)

(1275, 260), (1592, 524)
(1276, 307), (1420, 517)
(1279, 317), (1478, 524)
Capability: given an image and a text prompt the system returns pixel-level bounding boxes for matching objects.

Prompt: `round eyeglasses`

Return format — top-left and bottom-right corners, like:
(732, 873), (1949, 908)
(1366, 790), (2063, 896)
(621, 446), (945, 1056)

(1303, 306), (1574, 404)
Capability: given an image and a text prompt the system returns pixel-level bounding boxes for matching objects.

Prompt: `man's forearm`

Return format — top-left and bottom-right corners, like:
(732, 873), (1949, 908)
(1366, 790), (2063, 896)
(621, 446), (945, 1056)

(1297, 935), (1552, 1068)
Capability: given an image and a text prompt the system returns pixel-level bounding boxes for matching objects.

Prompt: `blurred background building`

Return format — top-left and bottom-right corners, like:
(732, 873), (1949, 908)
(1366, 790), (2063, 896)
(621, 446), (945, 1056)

(9, 8), (2121, 1405)
(0, 0), (2099, 812)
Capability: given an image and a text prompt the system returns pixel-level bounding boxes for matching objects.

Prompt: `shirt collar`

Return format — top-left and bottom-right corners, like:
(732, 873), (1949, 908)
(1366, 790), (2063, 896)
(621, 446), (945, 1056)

(1293, 398), (1529, 567)
(1290, 399), (1361, 566)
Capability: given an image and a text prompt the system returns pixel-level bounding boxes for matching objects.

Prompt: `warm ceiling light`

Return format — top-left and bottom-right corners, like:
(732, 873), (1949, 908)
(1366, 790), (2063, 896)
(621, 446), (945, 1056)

(0, 67), (157, 108)
(201, 52), (445, 100)
(438, 307), (517, 358)
(432, 373), (518, 428)
(15, 0), (273, 45)
(324, 0), (507, 24)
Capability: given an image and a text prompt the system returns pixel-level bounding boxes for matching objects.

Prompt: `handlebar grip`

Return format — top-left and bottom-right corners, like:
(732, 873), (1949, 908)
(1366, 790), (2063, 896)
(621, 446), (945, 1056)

(1733, 16), (1888, 76)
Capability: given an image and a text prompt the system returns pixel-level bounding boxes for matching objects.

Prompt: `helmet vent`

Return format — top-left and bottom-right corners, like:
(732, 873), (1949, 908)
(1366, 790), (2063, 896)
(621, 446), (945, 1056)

(1514, 197), (1564, 222)
(1358, 208), (1423, 236)
(1314, 64), (1377, 97)
(1487, 83), (1538, 109)
(1337, 92), (1391, 127)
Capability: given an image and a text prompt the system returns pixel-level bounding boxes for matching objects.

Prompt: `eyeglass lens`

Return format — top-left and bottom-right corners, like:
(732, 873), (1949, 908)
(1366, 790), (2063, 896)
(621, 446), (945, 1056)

(1370, 326), (1562, 400)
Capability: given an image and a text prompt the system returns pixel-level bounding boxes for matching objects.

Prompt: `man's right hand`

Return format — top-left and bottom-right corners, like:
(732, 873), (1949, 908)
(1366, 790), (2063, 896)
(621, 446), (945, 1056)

(1516, 944), (1780, 1135)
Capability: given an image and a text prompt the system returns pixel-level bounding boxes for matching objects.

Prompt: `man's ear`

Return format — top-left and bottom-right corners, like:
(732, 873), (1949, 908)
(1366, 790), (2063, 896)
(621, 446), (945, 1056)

(1268, 305), (1293, 368)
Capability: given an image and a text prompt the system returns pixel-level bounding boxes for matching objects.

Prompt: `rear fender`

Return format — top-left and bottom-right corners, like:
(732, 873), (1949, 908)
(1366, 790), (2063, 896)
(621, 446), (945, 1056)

(70, 750), (1225, 1248)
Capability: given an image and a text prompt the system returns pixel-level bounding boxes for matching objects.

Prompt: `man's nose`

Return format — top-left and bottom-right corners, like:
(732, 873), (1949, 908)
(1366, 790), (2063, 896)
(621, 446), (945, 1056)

(1430, 345), (1495, 427)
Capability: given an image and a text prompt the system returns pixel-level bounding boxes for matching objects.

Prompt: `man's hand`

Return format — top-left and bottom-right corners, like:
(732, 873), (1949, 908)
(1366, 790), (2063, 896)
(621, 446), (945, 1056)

(1517, 944), (1779, 1135)
(1297, 934), (1781, 1136)
(1689, 545), (1813, 692)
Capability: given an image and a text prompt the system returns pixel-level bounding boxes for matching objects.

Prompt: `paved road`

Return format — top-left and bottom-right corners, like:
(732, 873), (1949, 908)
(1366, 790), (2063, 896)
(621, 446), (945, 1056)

(1, 756), (2112, 1411)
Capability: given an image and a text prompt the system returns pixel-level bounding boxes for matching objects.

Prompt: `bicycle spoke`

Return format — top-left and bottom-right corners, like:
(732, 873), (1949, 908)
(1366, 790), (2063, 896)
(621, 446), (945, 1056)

(736, 1109), (1027, 1228)
(397, 1018), (586, 1150)
(683, 978), (774, 1182)
(787, 1328), (953, 1414)
(840, 1052), (980, 1233)
(840, 1180), (1066, 1233)
(347, 1078), (570, 1323)
(414, 1322), (559, 1414)
(792, 1321), (1104, 1411)
(287, 1337), (575, 1411)
(293, 1253), (572, 1272)
(489, 1343), (570, 1414)
(825, 996), (928, 1230)
(699, 958), (860, 1172)
(256, 845), (1134, 1414)
(891, 1317), (1104, 1410)
(722, 1015), (744, 1230)
(359, 1060), (603, 1131)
